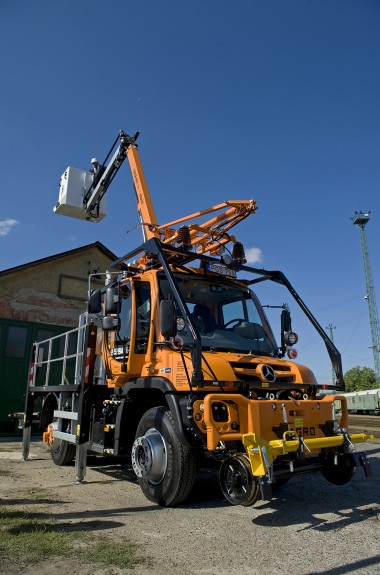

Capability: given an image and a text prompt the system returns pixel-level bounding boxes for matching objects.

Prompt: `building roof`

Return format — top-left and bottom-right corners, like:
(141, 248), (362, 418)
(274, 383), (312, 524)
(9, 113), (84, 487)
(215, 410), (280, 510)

(0, 242), (118, 277)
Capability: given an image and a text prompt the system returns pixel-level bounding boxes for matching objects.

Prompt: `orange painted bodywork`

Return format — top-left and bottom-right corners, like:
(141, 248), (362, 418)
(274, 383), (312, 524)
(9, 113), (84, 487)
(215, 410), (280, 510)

(195, 394), (344, 451)
(193, 393), (371, 477)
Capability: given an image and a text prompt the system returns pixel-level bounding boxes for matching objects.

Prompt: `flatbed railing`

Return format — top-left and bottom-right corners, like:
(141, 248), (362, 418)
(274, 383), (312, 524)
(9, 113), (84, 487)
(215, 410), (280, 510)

(28, 321), (87, 392)
(22, 314), (96, 470)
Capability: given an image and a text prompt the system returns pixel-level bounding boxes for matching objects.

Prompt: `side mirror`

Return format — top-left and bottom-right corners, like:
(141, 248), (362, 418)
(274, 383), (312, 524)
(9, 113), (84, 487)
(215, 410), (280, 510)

(105, 286), (119, 314)
(88, 289), (102, 314)
(160, 300), (176, 338)
(102, 316), (119, 331)
(281, 308), (291, 333)
(279, 307), (291, 357)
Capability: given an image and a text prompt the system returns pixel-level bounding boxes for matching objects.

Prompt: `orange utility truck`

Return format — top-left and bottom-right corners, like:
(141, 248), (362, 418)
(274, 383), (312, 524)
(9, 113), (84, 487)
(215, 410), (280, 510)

(21, 131), (372, 506)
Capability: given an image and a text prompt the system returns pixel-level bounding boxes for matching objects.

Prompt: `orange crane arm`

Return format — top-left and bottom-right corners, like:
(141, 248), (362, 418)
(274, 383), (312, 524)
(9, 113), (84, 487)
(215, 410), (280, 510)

(158, 200), (256, 255)
(86, 131), (257, 257)
(125, 144), (257, 256)
(126, 146), (160, 241)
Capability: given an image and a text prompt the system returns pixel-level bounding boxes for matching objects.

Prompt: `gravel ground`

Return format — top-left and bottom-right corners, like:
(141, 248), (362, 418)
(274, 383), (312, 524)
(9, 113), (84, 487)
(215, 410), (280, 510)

(0, 439), (379, 575)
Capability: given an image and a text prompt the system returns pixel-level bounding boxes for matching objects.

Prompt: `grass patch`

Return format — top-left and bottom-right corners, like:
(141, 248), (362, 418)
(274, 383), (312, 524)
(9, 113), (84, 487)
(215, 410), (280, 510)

(0, 468), (10, 476)
(0, 508), (145, 569)
(81, 536), (146, 568)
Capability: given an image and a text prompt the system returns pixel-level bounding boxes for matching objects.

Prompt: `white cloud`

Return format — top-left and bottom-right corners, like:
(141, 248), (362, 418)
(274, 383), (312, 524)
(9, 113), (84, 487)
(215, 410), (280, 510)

(245, 246), (263, 265)
(0, 219), (19, 237)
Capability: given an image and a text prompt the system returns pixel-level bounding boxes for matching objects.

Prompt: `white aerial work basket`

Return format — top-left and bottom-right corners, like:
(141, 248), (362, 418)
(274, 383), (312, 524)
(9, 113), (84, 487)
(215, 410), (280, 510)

(54, 166), (107, 223)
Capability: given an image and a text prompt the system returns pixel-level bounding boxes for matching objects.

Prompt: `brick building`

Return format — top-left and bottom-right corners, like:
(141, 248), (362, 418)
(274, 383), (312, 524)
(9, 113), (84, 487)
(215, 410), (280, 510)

(0, 242), (117, 433)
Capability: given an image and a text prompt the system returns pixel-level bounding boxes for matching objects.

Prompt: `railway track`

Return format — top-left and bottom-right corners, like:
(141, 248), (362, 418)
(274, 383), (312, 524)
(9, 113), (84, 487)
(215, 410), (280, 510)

(348, 414), (380, 438)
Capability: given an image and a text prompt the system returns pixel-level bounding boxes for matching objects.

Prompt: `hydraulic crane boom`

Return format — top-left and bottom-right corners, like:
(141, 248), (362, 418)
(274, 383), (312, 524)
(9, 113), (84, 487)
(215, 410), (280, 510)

(55, 130), (257, 256)
(127, 145), (159, 241)
(83, 131), (159, 240)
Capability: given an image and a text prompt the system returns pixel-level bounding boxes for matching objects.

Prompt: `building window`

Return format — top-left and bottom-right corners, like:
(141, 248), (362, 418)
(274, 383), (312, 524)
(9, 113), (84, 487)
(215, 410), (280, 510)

(5, 326), (28, 358)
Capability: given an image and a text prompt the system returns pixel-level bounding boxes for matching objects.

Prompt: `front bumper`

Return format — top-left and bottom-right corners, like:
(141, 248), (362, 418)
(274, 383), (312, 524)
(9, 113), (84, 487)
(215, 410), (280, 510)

(199, 393), (373, 479)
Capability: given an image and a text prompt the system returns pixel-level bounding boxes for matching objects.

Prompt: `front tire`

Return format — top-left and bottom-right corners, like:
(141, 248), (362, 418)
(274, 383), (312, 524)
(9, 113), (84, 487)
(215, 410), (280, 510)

(132, 407), (196, 506)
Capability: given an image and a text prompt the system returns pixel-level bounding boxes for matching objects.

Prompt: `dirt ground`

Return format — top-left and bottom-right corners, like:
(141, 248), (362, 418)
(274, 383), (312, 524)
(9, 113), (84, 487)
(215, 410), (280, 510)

(0, 438), (379, 575)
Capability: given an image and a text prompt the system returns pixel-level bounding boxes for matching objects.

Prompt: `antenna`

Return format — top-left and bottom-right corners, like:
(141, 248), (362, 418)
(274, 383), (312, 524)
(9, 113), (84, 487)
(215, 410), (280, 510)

(352, 211), (380, 380)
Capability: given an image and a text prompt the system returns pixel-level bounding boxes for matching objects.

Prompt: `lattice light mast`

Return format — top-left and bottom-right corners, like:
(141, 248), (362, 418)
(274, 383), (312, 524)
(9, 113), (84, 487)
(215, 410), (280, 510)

(352, 211), (380, 380)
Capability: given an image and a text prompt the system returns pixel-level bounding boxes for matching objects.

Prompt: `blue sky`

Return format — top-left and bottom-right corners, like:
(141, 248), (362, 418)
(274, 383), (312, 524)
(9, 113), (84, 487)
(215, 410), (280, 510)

(1, 1), (380, 384)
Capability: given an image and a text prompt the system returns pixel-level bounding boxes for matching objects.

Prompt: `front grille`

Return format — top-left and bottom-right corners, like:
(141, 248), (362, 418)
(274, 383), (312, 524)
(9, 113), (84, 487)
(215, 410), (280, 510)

(229, 361), (294, 383)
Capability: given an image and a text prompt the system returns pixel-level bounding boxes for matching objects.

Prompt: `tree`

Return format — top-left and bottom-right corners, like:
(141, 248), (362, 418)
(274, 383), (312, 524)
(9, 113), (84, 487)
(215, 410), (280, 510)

(343, 366), (377, 392)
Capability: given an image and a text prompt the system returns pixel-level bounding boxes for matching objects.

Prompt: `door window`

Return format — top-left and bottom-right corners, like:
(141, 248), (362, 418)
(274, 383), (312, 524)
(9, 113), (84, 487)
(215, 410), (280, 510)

(118, 283), (132, 342)
(4, 326), (28, 358)
(134, 282), (151, 354)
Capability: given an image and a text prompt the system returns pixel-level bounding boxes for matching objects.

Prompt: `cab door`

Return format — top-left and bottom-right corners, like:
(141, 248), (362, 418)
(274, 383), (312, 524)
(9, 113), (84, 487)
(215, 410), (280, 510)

(105, 280), (152, 382)
(121, 280), (152, 377)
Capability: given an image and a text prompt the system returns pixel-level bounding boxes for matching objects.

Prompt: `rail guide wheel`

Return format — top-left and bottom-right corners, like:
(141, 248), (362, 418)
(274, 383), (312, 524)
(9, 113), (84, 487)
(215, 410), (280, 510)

(219, 453), (260, 506)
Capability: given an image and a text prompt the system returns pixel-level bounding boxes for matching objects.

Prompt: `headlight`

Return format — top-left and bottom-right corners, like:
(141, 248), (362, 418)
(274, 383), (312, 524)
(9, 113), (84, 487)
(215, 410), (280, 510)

(284, 331), (298, 346)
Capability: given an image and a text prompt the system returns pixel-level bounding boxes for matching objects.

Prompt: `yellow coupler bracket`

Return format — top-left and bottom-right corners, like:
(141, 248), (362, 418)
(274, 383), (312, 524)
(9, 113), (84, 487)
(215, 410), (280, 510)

(242, 431), (371, 477)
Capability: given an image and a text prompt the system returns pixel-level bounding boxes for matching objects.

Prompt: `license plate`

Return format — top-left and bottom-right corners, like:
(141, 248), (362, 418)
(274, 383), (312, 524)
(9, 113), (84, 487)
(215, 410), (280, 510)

(207, 263), (236, 277)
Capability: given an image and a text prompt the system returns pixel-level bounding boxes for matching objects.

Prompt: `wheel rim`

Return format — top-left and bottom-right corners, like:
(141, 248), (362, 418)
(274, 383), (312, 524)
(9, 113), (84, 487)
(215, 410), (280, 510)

(220, 454), (260, 506)
(131, 428), (167, 485)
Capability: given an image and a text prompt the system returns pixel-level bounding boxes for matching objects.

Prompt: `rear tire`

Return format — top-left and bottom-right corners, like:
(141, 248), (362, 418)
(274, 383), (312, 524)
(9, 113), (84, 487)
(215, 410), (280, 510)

(132, 406), (196, 506)
(51, 439), (75, 466)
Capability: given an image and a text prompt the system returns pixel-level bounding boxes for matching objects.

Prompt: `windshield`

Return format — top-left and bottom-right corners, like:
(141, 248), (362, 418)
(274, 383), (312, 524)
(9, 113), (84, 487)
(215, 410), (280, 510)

(158, 272), (278, 356)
